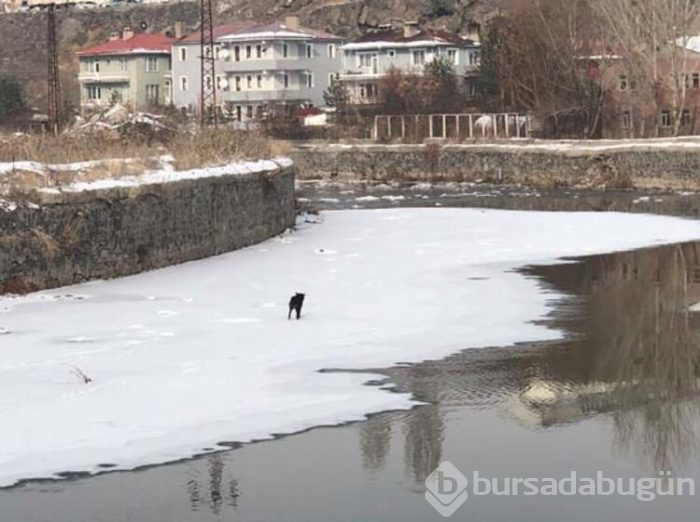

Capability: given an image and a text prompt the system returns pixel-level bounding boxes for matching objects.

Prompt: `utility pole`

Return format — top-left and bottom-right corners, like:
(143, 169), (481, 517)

(199, 0), (217, 128)
(47, 3), (62, 134)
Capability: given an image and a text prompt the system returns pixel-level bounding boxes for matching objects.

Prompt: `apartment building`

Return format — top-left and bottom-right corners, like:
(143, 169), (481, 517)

(171, 17), (343, 120)
(338, 24), (481, 106)
(76, 28), (174, 112)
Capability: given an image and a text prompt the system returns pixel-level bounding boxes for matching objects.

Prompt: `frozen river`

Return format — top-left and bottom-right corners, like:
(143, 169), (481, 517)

(2, 186), (700, 521)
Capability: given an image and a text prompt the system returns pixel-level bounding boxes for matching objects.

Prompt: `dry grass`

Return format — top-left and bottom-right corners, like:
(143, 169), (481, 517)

(0, 129), (285, 195)
(170, 129), (275, 171)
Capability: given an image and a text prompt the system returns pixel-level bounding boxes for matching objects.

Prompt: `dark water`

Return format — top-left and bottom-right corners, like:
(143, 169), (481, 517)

(297, 180), (700, 217)
(3, 190), (700, 521)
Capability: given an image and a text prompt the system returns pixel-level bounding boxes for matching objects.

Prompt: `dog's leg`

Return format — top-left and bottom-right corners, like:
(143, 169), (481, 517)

(296, 307), (301, 320)
(288, 307), (292, 320)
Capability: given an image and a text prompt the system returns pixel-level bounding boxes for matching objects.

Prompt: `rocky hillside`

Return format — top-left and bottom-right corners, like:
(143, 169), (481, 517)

(0, 0), (497, 111)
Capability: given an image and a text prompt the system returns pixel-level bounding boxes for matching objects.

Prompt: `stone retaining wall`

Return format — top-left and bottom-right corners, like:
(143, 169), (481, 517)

(0, 164), (295, 293)
(291, 143), (700, 188)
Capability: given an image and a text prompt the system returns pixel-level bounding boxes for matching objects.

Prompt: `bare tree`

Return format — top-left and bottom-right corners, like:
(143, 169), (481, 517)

(484, 0), (606, 137)
(593, 0), (700, 136)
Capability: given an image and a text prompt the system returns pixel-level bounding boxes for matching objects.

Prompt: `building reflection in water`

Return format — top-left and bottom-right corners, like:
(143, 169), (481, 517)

(360, 241), (700, 479)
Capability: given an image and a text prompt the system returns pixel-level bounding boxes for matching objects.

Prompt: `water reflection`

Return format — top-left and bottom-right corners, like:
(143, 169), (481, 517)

(371, 241), (700, 482)
(186, 454), (239, 513)
(359, 415), (392, 473)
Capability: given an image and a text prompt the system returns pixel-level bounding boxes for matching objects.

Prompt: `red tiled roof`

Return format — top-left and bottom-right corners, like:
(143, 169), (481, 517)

(178, 20), (342, 44)
(77, 33), (175, 57)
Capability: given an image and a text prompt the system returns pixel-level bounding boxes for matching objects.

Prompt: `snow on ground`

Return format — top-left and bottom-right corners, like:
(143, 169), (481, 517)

(0, 156), (293, 193)
(1, 208), (699, 487)
(319, 137), (700, 153)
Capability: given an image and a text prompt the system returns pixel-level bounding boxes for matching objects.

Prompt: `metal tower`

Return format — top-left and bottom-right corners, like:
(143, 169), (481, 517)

(47, 3), (62, 134)
(199, 0), (217, 127)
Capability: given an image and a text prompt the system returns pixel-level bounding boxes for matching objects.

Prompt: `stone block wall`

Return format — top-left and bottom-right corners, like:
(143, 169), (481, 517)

(0, 164), (295, 293)
(291, 143), (700, 187)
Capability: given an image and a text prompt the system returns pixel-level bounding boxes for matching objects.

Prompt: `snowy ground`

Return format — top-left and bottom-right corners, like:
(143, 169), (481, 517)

(1, 208), (699, 488)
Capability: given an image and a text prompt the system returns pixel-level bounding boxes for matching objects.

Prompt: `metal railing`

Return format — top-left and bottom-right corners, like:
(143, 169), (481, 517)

(372, 113), (531, 142)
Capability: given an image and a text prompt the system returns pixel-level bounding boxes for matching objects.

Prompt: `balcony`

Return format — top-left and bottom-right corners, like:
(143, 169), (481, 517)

(221, 58), (314, 74)
(220, 89), (307, 104)
(78, 71), (130, 83)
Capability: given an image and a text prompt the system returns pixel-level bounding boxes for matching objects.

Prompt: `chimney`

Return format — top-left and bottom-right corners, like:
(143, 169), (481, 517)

(122, 26), (134, 40)
(403, 21), (420, 39)
(285, 16), (300, 30)
(174, 21), (184, 39)
(109, 31), (120, 41)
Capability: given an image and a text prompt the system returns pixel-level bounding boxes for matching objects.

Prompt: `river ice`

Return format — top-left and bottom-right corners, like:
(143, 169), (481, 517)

(1, 208), (699, 487)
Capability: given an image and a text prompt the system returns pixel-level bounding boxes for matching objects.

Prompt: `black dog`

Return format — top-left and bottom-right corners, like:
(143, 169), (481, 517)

(288, 293), (305, 320)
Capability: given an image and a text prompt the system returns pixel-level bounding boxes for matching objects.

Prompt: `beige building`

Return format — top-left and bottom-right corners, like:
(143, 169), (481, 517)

(76, 28), (174, 113)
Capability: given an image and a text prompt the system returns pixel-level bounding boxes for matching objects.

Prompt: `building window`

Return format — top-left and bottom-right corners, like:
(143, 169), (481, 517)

(179, 47), (187, 62)
(659, 110), (672, 128)
(234, 45), (241, 62)
(306, 44), (313, 58)
(621, 110), (631, 129)
(214, 45), (221, 60)
(246, 105), (253, 119)
(86, 85), (101, 100)
(307, 73), (314, 88)
(681, 108), (691, 126)
(447, 48), (458, 65)
(146, 84), (159, 103)
(360, 83), (376, 99)
(328, 72), (338, 85)
(119, 58), (128, 71)
(246, 45), (252, 59)
(283, 73), (289, 88)
(283, 43), (289, 58)
(618, 75), (628, 91)
(235, 76), (241, 91)
(256, 44), (263, 58)
(235, 105), (242, 121)
(388, 49), (396, 58)
(327, 44), (336, 58)
(145, 57), (159, 72)
(247, 75), (253, 89)
(412, 49), (426, 66)
(359, 53), (376, 68)
(693, 73), (700, 89)
(179, 76), (188, 91)
(87, 60), (100, 73)
(468, 50), (479, 66)
(257, 74), (263, 88)
(216, 75), (223, 90)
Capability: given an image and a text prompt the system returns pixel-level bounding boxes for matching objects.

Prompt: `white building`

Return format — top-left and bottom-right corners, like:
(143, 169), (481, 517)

(171, 17), (344, 121)
(338, 24), (481, 106)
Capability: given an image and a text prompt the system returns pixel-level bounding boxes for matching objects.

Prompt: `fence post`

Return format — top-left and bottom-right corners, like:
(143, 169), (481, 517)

(456, 114), (460, 140)
(505, 113), (510, 138)
(429, 115), (434, 139)
(468, 114), (474, 139)
(401, 115), (406, 141)
(442, 114), (447, 139)
(373, 116), (379, 141)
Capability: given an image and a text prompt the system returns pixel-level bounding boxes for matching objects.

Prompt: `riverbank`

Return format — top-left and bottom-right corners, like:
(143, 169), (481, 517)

(0, 158), (295, 294)
(291, 139), (700, 190)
